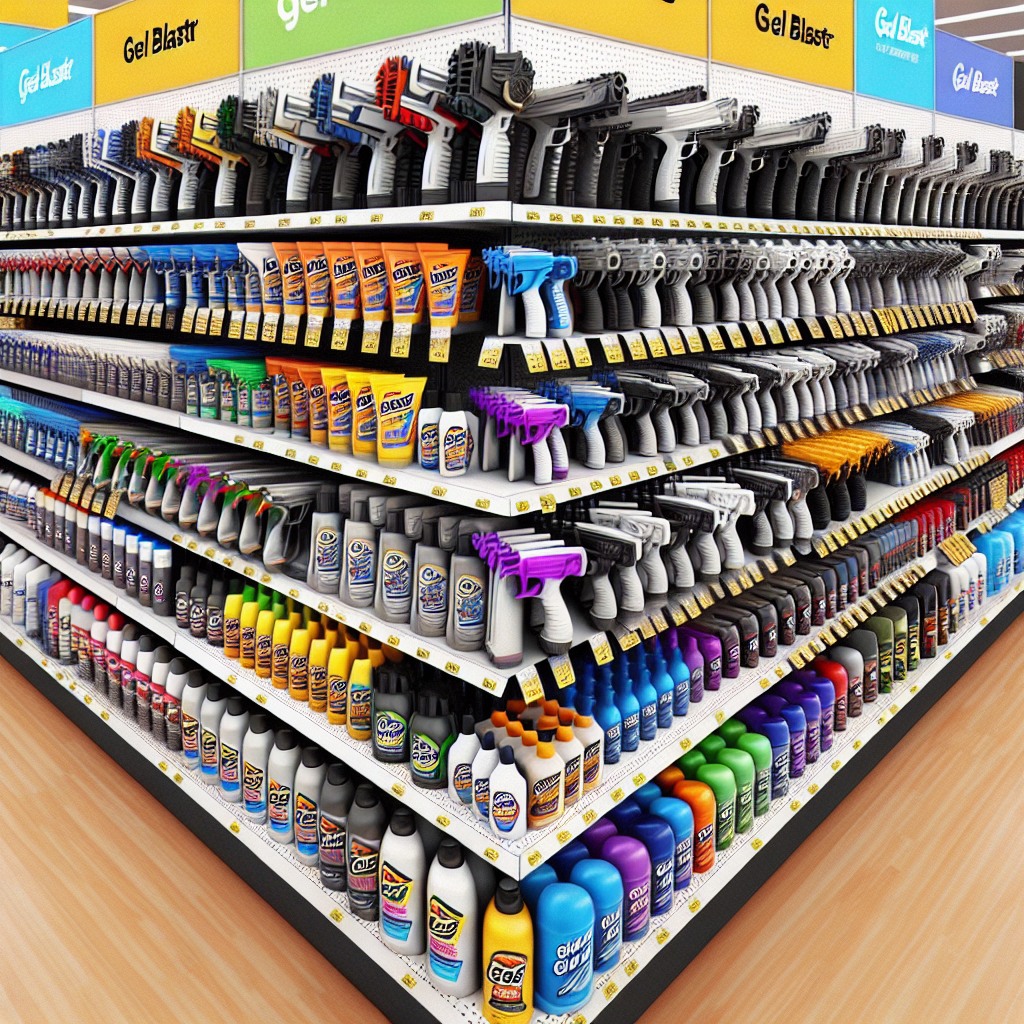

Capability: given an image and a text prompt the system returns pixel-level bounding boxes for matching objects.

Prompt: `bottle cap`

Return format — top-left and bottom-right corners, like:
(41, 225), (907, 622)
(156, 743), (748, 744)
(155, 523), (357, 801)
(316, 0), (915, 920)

(354, 783), (378, 808)
(326, 763), (350, 786)
(227, 696), (247, 715)
(536, 742), (554, 759)
(460, 713), (475, 735)
(557, 707), (575, 727)
(205, 681), (224, 702)
(422, 390), (439, 409)
(301, 745), (325, 768)
(183, 666), (204, 686)
(389, 807), (416, 837)
(494, 877), (524, 915)
(505, 721), (524, 739)
(316, 484), (338, 514)
(443, 392), (464, 413)
(275, 727), (298, 751)
(248, 711), (272, 734)
(499, 745), (516, 764)
(437, 837), (464, 868)
(555, 725), (575, 743)
(490, 710), (509, 728)
(480, 731), (496, 750)
(521, 730), (538, 748)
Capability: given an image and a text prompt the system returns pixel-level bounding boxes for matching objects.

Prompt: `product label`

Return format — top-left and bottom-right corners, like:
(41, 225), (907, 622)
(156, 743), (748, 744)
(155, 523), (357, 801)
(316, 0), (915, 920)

(490, 789), (521, 832)
(754, 767), (772, 816)
(206, 607), (223, 644)
(453, 572), (484, 630)
(694, 822), (715, 872)
(309, 663), (328, 706)
(242, 760), (266, 814)
(486, 950), (529, 1014)
(224, 615), (240, 654)
(273, 642), (290, 688)
(411, 733), (443, 780)
(220, 742), (241, 792)
(241, 625), (256, 662)
(289, 653), (308, 694)
(604, 721), (622, 763)
(328, 673), (347, 718)
(347, 837), (380, 913)
(347, 538), (375, 589)
(268, 778), (291, 833)
(652, 856), (674, 913)
(736, 782), (754, 830)
(200, 727), (218, 775)
(675, 836), (693, 889)
(428, 895), (467, 983)
(582, 739), (602, 788)
(328, 380), (352, 442)
(182, 712), (199, 760)
(552, 929), (594, 1002)
(771, 746), (790, 797)
(295, 793), (319, 856)
(380, 862), (416, 941)
(377, 388), (418, 450)
(417, 563), (448, 618)
(621, 711), (640, 750)
(562, 754), (581, 804)
(318, 814), (347, 880)
(528, 771), (562, 823)
(474, 777), (490, 819)
(419, 423), (439, 469)
(452, 762), (473, 804)
(348, 684), (371, 732)
(790, 729), (806, 777)
(717, 799), (735, 848)
(315, 528), (340, 578)
(381, 548), (412, 603)
(373, 710), (408, 753)
(442, 424), (468, 472)
(256, 631), (272, 674)
(593, 907), (622, 971)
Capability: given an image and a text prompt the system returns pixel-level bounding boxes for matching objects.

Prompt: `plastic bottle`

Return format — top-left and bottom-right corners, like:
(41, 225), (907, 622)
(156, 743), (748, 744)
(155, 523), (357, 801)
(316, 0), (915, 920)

(489, 745), (527, 839)
(472, 732), (500, 821)
(266, 728), (302, 844)
(554, 726), (584, 808)
(410, 692), (455, 789)
(632, 782), (663, 813)
(347, 783), (387, 919)
(293, 746), (328, 865)
(573, 700), (605, 793)
(223, 590), (244, 660)
(318, 764), (355, 891)
(664, 629), (691, 716)
(606, 797), (642, 834)
(515, 730), (539, 772)
(372, 663), (414, 762)
(613, 660), (640, 753)
(254, 608), (275, 679)
(579, 818), (617, 857)
(476, 710), (509, 745)
(569, 859), (623, 974)
(716, 747), (755, 834)
(633, 656), (658, 742)
(239, 594), (259, 670)
(163, 658), (189, 752)
(327, 641), (353, 725)
(649, 797), (694, 890)
(271, 617), (292, 690)
(308, 485), (341, 593)
(426, 838), (479, 996)
(308, 638), (330, 714)
(199, 682), (228, 786)
(379, 807), (427, 955)
(205, 580), (225, 648)
(241, 711), (275, 822)
(288, 627), (311, 702)
(218, 696), (250, 802)
(179, 670), (207, 770)
(695, 763), (737, 850)
(672, 780), (716, 873)
(593, 669), (622, 765)
(482, 878), (534, 1024)
(346, 656), (373, 741)
(439, 393), (470, 478)
(526, 742), (565, 829)
(448, 714), (481, 806)
(601, 835), (651, 941)
(411, 545), (450, 638)
(628, 816), (675, 916)
(735, 732), (773, 818)
(648, 642), (674, 728)
(417, 391), (442, 470)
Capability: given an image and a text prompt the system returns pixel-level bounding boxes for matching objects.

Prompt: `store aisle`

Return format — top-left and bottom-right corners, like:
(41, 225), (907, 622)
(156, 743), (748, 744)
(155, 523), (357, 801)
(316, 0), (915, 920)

(1, 616), (1022, 1024)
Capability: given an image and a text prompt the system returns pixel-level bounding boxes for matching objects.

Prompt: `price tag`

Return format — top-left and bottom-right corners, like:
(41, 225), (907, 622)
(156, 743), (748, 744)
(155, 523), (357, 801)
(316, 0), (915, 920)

(179, 306), (197, 333)
(864, 312), (880, 337)
(126, 300), (143, 326)
(331, 317), (351, 351)
(209, 308), (227, 336)
(662, 326), (685, 355)
(903, 306), (919, 329)
(644, 330), (668, 358)
(390, 321), (412, 358)
(743, 321), (767, 346)
(429, 325), (452, 362)
(805, 317), (825, 339)
(835, 312), (854, 337)
(703, 325), (726, 351)
(542, 337), (572, 371)
(518, 665), (545, 703)
(823, 314), (843, 338)
(600, 335), (625, 363)
(893, 307), (910, 331)
(848, 310), (867, 335)
(589, 632), (614, 665)
(261, 310), (280, 342)
(358, 319), (381, 354)
(521, 340), (548, 373)
(280, 313), (300, 344)
(570, 339), (593, 367)
(550, 654), (575, 689)
(478, 337), (504, 369)
(227, 310), (244, 339)
(304, 313), (324, 348)
(724, 322), (746, 348)
(682, 594), (701, 617)
(624, 331), (649, 360)
(780, 317), (802, 341)
(765, 320), (785, 345)
(682, 325), (704, 352)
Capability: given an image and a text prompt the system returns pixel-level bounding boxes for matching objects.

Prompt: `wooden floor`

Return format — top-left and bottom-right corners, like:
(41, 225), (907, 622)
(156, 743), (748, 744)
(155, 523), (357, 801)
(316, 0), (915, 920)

(2, 616), (1023, 1024)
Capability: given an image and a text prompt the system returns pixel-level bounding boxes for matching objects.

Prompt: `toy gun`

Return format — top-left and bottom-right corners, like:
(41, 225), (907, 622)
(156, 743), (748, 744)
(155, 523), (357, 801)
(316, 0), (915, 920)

(723, 112), (831, 218)
(603, 238), (666, 330)
(308, 73), (371, 210)
(661, 370), (710, 448)
(688, 103), (759, 215)
(653, 494), (721, 589)
(925, 141), (980, 227)
(537, 380), (625, 469)
(588, 503), (671, 596)
(964, 150), (1015, 229)
(728, 467), (794, 555)
(751, 459), (819, 554)
(174, 107), (246, 219)
(602, 371), (675, 456)
(668, 479), (756, 574)
(148, 118), (203, 221)
(375, 56), (464, 205)
(254, 88), (329, 213)
(573, 521), (643, 627)
(508, 72), (627, 205)
(776, 126), (884, 222)
(659, 239), (704, 327)
(905, 143), (958, 227)
(861, 135), (931, 225)
(482, 246), (576, 338)
(446, 42), (536, 201)
(91, 128), (141, 226)
(569, 84), (707, 208)
(217, 96), (277, 217)
(566, 237), (621, 333)
(137, 117), (181, 221)
(831, 128), (904, 223)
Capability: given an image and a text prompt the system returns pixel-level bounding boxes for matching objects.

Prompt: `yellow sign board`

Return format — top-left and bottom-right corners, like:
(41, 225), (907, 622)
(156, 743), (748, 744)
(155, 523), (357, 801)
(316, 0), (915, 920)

(711, 0), (853, 91)
(94, 0), (239, 106)
(0, 0), (66, 29)
(512, 0), (708, 59)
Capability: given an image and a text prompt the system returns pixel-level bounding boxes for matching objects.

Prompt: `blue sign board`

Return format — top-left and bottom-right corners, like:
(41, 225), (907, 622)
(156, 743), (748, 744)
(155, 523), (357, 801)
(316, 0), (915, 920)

(855, 0), (934, 109)
(0, 23), (43, 51)
(935, 30), (1013, 127)
(0, 17), (92, 127)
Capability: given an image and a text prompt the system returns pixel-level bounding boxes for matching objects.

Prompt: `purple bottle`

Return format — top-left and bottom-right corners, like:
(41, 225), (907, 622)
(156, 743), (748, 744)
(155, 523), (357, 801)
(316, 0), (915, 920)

(678, 630), (704, 704)
(579, 817), (617, 857)
(736, 705), (769, 732)
(777, 703), (808, 778)
(627, 816), (675, 917)
(756, 714), (791, 799)
(601, 835), (651, 941)
(680, 628), (722, 691)
(776, 683), (821, 765)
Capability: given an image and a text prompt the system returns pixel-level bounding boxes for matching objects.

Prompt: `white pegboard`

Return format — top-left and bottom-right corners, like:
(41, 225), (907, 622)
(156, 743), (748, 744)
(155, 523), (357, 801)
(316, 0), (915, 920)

(510, 18), (708, 95)
(853, 95), (934, 139)
(241, 17), (507, 98)
(935, 113), (1013, 156)
(93, 76), (244, 132)
(1, 107), (94, 152)
(709, 63), (854, 130)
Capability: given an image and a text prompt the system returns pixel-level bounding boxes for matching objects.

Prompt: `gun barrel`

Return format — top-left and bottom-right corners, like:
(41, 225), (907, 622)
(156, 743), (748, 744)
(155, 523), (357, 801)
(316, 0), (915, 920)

(520, 72), (627, 119)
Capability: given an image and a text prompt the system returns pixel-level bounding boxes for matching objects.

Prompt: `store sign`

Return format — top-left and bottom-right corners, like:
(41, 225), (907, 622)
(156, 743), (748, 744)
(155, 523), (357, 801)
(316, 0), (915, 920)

(935, 31), (1012, 127)
(511, 0), (708, 58)
(711, 0), (854, 91)
(94, 0), (239, 106)
(244, 0), (502, 70)
(855, 0), (933, 108)
(0, 23), (44, 51)
(0, 0), (66, 30)
(0, 17), (91, 126)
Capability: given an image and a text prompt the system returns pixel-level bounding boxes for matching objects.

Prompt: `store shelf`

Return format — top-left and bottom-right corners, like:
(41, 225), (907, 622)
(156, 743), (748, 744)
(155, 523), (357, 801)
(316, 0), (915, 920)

(4, 556), (1019, 1024)
(0, 443), (62, 481)
(0, 198), (1022, 244)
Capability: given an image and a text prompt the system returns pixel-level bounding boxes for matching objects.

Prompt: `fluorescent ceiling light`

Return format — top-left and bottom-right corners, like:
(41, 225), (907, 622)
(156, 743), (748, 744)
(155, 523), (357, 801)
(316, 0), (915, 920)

(965, 26), (1024, 39)
(936, 4), (1024, 25)
(1004, 47), (1024, 53)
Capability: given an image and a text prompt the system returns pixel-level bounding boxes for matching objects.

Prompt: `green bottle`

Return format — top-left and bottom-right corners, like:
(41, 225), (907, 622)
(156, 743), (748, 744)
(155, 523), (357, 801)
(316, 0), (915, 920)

(678, 749), (707, 778)
(717, 719), (747, 747)
(736, 733), (773, 817)
(716, 748), (756, 834)
(697, 734), (727, 761)
(695, 763), (737, 850)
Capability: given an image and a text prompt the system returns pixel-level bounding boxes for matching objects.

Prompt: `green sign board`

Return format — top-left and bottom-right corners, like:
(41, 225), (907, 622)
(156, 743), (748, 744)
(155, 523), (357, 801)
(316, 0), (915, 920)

(243, 0), (502, 70)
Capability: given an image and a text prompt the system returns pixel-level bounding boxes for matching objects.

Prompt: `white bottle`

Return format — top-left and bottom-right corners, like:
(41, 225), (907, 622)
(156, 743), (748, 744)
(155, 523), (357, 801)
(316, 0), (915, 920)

(293, 746), (328, 865)
(471, 732), (500, 822)
(573, 708), (605, 794)
(218, 696), (250, 803)
(525, 742), (565, 829)
(266, 728), (302, 844)
(425, 838), (480, 997)
(1, 548), (28, 615)
(417, 391), (442, 471)
(378, 807), (427, 955)
(11, 555), (40, 625)
(554, 725), (584, 808)
(199, 682), (228, 787)
(488, 746), (527, 840)
(307, 486), (341, 594)
(439, 393), (470, 477)
(25, 563), (55, 637)
(163, 657), (190, 753)
(447, 714), (481, 807)
(241, 712), (275, 822)
(514, 732), (539, 773)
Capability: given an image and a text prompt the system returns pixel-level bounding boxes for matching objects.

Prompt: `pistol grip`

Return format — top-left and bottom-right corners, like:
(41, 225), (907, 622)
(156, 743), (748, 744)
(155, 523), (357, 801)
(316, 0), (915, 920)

(538, 576), (573, 653)
(723, 149), (754, 217)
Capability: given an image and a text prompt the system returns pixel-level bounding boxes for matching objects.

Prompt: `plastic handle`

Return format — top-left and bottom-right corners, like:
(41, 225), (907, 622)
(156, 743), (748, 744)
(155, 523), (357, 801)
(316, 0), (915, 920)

(332, 144), (363, 206)
(422, 121), (455, 195)
(639, 543), (669, 596)
(669, 278), (693, 327)
(817, 164), (844, 222)
(547, 426), (568, 479)
(723, 150), (755, 216)
(213, 163), (238, 215)
(835, 166), (863, 223)
(285, 149), (315, 210)
(539, 577), (573, 650)
(768, 500), (794, 543)
(653, 134), (688, 207)
(677, 401), (701, 448)
(590, 571), (618, 624)
(578, 284), (606, 333)
(632, 410), (658, 457)
(637, 281), (661, 329)
(691, 529), (722, 579)
(718, 278), (739, 323)
(521, 285), (546, 338)
(601, 416), (627, 463)
(777, 274), (798, 318)
(542, 279), (573, 337)
(694, 141), (730, 215)
(366, 137), (398, 202)
(652, 404), (676, 453)
(477, 113), (513, 189)
(582, 418), (606, 470)
(795, 161), (825, 221)
(573, 130), (604, 208)
(691, 281), (715, 324)
(531, 438), (553, 485)
(751, 509), (774, 552)
(666, 540), (696, 590)
(791, 495), (813, 542)
(717, 519), (745, 570)
(617, 563), (645, 613)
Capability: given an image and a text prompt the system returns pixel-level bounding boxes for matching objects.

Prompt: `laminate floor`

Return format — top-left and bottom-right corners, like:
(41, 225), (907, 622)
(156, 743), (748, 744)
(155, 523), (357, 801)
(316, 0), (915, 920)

(2, 615), (1022, 1024)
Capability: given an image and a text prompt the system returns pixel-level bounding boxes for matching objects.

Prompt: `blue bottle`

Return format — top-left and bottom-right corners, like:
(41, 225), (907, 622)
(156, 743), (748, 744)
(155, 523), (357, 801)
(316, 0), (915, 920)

(613, 659), (640, 753)
(576, 660), (596, 711)
(649, 796), (694, 890)
(633, 659), (658, 742)
(550, 839), (590, 882)
(628, 816), (675, 916)
(520, 862), (558, 919)
(995, 518), (1024, 574)
(534, 883), (596, 1015)
(663, 629), (691, 717)
(632, 782), (663, 813)
(778, 703), (808, 778)
(606, 797), (642, 833)
(594, 666), (622, 764)
(648, 641), (674, 728)
(570, 859), (624, 973)
(756, 714), (791, 799)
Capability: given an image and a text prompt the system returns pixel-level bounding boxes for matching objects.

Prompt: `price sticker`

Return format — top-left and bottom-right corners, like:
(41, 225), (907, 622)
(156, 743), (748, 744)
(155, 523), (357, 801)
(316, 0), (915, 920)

(743, 321), (767, 346)
(261, 310), (280, 343)
(588, 632), (614, 665)
(179, 306), (197, 333)
(227, 310), (244, 339)
(209, 307), (227, 336)
(518, 665), (544, 704)
(624, 331), (648, 360)
(390, 321), (412, 358)
(331, 318), (351, 351)
(361, 320), (382, 354)
(550, 654), (575, 689)
(542, 337), (572, 371)
(644, 330), (668, 358)
(703, 325), (726, 351)
(478, 337), (504, 369)
(429, 326), (452, 362)
(571, 339), (593, 367)
(765, 320), (785, 345)
(522, 340), (548, 373)
(600, 335), (625, 363)
(304, 314), (324, 348)
(723, 322), (746, 348)
(662, 326), (685, 355)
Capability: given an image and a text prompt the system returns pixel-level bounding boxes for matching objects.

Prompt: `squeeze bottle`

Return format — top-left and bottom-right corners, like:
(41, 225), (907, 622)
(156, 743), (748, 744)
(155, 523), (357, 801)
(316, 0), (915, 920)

(606, 797), (642, 834)
(554, 726), (584, 808)
(199, 682), (228, 786)
(573, 702), (604, 793)
(755, 715), (791, 799)
(600, 836), (650, 941)
(255, 609), (275, 678)
(715, 747), (755, 834)
(288, 627), (311, 702)
(696, 763), (737, 850)
(569, 858), (623, 973)
(267, 728), (302, 844)
(239, 595), (259, 669)
(410, 692), (454, 788)
(534, 883), (595, 1015)
(628, 816), (675, 916)
(472, 732), (500, 821)
(633, 658), (658, 742)
(318, 764), (355, 891)
(379, 807), (427, 955)
(520, 863), (557, 919)
(489, 746), (527, 840)
(241, 711), (275, 822)
(672, 780), (716, 872)
(271, 617), (293, 690)
(632, 781), (663, 813)
(218, 696), (250, 801)
(163, 657), (189, 752)
(372, 663), (414, 762)
(482, 878), (534, 1024)
(613, 659), (640, 752)
(448, 714), (481, 806)
(593, 670), (622, 764)
(426, 838), (479, 997)
(526, 742), (565, 829)
(294, 746), (328, 865)
(649, 796), (694, 890)
(346, 656), (373, 741)
(327, 641), (352, 725)
(347, 784), (387, 919)
(735, 732), (772, 817)
(180, 670), (207, 770)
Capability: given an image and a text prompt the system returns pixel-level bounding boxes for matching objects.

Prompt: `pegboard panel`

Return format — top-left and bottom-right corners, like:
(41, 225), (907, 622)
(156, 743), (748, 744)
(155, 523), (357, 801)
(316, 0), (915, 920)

(710, 63), (853, 129)
(1, 108), (94, 152)
(509, 18), (708, 95)
(94, 76), (243, 131)
(934, 113), (1013, 155)
(241, 17), (507, 98)
(853, 95), (933, 139)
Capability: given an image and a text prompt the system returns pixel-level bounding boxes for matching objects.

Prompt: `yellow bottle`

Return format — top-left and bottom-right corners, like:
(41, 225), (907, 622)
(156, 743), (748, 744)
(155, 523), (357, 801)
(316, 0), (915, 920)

(239, 598), (260, 669)
(288, 599), (302, 629)
(223, 592), (244, 660)
(308, 639), (329, 713)
(289, 628), (311, 702)
(306, 620), (322, 641)
(366, 637), (385, 669)
(382, 641), (403, 663)
(271, 618), (293, 690)
(327, 644), (353, 725)
(323, 621), (339, 654)
(482, 880), (533, 1024)
(346, 657), (373, 740)
(255, 609), (276, 678)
